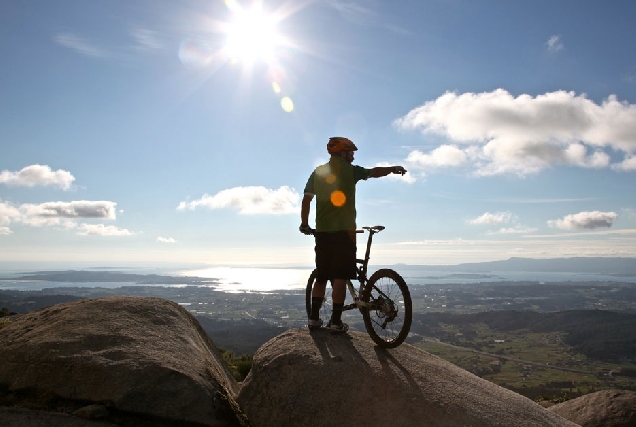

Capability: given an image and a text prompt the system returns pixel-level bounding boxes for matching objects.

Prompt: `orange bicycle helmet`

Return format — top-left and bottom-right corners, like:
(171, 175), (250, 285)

(327, 137), (358, 154)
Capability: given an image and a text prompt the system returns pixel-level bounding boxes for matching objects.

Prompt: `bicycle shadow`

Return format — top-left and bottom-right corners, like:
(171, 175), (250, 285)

(307, 329), (419, 392)
(307, 329), (425, 405)
(372, 346), (420, 392)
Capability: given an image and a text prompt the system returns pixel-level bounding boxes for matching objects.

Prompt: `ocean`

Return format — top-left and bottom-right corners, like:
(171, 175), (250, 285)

(1, 262), (635, 293)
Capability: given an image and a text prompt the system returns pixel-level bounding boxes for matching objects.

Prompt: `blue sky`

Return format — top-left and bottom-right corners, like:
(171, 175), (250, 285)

(1, 0), (636, 267)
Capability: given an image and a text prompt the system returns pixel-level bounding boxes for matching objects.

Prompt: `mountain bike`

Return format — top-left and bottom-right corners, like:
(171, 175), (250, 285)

(305, 225), (412, 348)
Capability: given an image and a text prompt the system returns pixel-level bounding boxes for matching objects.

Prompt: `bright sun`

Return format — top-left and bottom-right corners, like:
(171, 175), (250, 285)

(223, 0), (282, 64)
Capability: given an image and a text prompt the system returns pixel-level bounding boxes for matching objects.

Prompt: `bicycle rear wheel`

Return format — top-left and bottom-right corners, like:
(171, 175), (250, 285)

(361, 268), (412, 348)
(305, 269), (332, 321)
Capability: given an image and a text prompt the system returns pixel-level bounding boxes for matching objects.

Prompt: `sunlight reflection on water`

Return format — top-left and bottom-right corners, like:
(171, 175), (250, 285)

(182, 267), (312, 293)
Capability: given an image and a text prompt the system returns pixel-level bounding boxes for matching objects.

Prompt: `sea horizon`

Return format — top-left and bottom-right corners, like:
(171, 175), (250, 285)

(1, 259), (636, 293)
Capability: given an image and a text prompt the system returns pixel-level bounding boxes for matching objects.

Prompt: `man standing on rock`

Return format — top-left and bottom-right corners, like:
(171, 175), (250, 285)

(299, 137), (406, 333)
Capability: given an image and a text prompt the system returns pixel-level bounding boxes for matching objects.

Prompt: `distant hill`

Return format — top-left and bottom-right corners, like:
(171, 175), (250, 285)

(4, 270), (215, 284)
(405, 257), (636, 275)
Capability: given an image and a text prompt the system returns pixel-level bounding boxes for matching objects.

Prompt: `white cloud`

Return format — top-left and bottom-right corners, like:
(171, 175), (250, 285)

(563, 143), (610, 168)
(548, 211), (617, 230)
(406, 145), (468, 169)
(470, 212), (537, 234)
(55, 29), (165, 62)
(0, 201), (21, 226)
(178, 186), (299, 215)
(54, 34), (106, 57)
(0, 226), (12, 235)
(1, 199), (130, 237)
(469, 212), (513, 225)
(612, 154), (636, 171)
(19, 201), (116, 227)
(546, 35), (564, 52)
(0, 165), (75, 190)
(131, 28), (162, 51)
(394, 89), (636, 176)
(157, 237), (176, 243)
(0, 200), (116, 228)
(76, 224), (134, 236)
(492, 226), (538, 234)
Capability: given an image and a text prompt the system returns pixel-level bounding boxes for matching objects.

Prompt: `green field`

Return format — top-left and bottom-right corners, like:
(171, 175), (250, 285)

(413, 322), (636, 402)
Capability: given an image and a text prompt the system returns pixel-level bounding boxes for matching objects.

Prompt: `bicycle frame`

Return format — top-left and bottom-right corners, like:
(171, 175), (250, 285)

(305, 224), (412, 348)
(342, 226), (384, 312)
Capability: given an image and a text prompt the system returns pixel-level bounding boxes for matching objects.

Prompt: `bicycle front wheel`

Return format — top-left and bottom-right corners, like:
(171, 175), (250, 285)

(361, 269), (412, 348)
(305, 269), (332, 321)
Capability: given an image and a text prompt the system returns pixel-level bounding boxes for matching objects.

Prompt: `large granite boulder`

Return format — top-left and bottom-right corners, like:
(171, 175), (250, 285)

(548, 389), (636, 426)
(0, 406), (119, 427)
(237, 328), (578, 427)
(0, 296), (248, 426)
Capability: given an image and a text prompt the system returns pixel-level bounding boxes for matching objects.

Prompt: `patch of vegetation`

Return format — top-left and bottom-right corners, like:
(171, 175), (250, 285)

(0, 308), (10, 329)
(412, 312), (636, 403)
(220, 349), (253, 381)
(196, 317), (284, 355)
(411, 310), (636, 363)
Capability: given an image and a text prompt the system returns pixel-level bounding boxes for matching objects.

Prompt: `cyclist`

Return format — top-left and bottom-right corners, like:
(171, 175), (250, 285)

(300, 137), (406, 332)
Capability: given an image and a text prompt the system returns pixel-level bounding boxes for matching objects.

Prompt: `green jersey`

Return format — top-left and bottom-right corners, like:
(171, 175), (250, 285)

(304, 156), (371, 232)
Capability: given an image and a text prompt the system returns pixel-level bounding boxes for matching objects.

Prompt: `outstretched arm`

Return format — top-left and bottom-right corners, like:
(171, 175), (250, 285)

(369, 166), (407, 178)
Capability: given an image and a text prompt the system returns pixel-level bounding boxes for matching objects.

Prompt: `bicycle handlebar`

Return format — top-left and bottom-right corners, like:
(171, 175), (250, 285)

(300, 225), (385, 235)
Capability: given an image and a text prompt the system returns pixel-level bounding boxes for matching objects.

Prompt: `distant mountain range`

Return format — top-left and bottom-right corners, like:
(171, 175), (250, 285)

(399, 257), (636, 276)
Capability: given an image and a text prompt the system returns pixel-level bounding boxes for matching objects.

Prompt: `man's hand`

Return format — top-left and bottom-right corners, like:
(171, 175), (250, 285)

(369, 165), (408, 178)
(393, 166), (407, 175)
(299, 224), (313, 235)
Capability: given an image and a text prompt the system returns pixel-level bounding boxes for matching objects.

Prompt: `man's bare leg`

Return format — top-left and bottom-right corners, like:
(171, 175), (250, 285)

(312, 280), (327, 298)
(332, 279), (346, 304)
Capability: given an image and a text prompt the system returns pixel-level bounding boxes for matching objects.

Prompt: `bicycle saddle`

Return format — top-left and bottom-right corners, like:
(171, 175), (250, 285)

(363, 225), (385, 233)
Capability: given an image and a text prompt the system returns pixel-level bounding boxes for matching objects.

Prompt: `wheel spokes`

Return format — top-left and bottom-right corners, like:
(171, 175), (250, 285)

(368, 278), (405, 338)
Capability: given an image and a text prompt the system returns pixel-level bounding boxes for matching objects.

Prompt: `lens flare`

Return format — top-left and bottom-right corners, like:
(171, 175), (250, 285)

(281, 96), (294, 112)
(315, 165), (331, 178)
(272, 82), (281, 93)
(330, 191), (346, 207)
(178, 39), (214, 68)
(325, 174), (336, 184)
(268, 65), (286, 83)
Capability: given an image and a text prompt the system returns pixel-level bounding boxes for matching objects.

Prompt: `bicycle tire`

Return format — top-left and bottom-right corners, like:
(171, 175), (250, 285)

(305, 270), (332, 321)
(361, 268), (412, 348)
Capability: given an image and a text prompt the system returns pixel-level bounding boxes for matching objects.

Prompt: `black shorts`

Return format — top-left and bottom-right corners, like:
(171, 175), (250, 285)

(314, 231), (357, 281)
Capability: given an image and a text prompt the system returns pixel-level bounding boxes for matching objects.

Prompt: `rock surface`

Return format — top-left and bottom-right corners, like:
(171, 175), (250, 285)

(0, 406), (119, 427)
(3, 295), (628, 427)
(548, 389), (636, 427)
(0, 296), (247, 426)
(238, 328), (579, 427)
